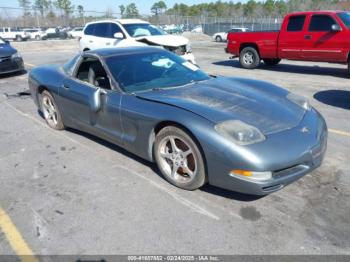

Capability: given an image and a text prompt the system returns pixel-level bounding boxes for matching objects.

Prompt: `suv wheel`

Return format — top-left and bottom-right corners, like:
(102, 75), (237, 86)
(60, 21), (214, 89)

(240, 47), (260, 69)
(215, 35), (222, 42)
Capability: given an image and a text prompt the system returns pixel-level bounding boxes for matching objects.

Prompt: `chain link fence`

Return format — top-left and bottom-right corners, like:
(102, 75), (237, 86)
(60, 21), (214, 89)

(0, 6), (283, 35)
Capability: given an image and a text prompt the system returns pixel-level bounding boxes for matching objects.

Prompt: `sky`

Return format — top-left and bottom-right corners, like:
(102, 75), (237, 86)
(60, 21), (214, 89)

(0, 0), (249, 15)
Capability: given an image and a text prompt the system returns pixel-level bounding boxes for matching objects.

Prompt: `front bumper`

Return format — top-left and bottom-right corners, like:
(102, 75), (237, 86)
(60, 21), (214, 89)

(181, 53), (196, 65)
(206, 109), (328, 195)
(0, 57), (24, 74)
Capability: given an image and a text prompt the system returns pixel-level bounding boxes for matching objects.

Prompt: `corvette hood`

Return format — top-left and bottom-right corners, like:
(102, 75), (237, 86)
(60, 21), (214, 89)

(0, 44), (17, 58)
(136, 77), (305, 135)
(135, 34), (189, 47)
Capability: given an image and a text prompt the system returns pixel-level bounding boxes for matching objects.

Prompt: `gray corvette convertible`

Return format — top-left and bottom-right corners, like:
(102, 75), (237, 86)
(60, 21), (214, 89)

(28, 47), (327, 195)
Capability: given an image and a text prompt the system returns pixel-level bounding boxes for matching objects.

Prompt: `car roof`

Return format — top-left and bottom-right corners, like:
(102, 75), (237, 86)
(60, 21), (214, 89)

(84, 46), (162, 58)
(287, 10), (344, 16)
(86, 19), (149, 26)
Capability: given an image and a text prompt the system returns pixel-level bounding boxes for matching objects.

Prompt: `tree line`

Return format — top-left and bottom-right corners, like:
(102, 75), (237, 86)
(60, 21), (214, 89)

(17, 0), (350, 20)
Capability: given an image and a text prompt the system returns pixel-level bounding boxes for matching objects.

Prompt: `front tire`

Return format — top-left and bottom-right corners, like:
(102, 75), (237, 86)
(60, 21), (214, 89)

(154, 126), (207, 190)
(215, 35), (222, 42)
(239, 47), (260, 69)
(263, 58), (281, 66)
(16, 35), (23, 42)
(41, 90), (64, 130)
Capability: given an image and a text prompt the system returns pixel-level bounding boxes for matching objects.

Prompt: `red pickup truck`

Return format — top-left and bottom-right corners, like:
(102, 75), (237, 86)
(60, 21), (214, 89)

(226, 11), (350, 74)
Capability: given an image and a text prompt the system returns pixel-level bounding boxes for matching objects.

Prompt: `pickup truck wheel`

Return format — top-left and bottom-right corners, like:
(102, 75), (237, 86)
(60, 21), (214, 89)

(215, 36), (222, 42)
(240, 47), (260, 69)
(16, 35), (23, 42)
(263, 58), (281, 66)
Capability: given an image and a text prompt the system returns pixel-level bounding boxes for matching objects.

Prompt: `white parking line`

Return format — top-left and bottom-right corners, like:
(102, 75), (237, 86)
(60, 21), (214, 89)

(112, 164), (220, 221)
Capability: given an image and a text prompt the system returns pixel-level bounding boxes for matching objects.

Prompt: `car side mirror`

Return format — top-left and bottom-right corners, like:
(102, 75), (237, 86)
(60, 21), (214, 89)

(114, 32), (124, 39)
(331, 24), (341, 32)
(90, 88), (104, 112)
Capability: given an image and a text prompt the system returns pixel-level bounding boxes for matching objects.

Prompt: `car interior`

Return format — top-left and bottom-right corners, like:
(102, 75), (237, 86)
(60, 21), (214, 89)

(76, 57), (111, 90)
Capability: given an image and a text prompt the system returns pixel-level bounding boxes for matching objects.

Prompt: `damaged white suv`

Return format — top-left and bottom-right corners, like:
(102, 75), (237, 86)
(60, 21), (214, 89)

(79, 19), (195, 64)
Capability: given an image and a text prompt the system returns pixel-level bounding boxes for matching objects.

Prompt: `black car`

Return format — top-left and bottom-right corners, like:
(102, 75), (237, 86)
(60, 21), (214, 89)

(0, 37), (24, 74)
(42, 28), (68, 40)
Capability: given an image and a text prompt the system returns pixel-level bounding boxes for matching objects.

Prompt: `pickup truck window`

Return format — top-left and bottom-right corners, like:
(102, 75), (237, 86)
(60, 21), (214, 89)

(309, 15), (337, 32)
(287, 16), (306, 32)
(337, 12), (350, 28)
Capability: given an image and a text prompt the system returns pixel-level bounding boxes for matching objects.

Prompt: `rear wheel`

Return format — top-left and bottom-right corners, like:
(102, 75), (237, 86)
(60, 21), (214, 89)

(16, 35), (23, 42)
(41, 90), (64, 130)
(35, 35), (41, 40)
(215, 35), (222, 42)
(240, 47), (260, 69)
(154, 126), (207, 190)
(263, 58), (281, 66)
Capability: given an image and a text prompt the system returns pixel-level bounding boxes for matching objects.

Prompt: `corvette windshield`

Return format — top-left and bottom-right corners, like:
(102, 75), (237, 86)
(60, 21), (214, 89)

(337, 12), (350, 28)
(106, 51), (210, 93)
(123, 23), (165, 37)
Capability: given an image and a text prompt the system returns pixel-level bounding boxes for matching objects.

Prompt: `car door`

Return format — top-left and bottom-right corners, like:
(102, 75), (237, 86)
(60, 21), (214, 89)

(60, 54), (124, 144)
(91, 23), (112, 49)
(59, 56), (98, 129)
(302, 14), (346, 62)
(278, 15), (307, 60)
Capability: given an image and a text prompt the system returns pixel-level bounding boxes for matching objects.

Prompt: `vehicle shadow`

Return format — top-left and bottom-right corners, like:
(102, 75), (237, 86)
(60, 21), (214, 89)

(314, 90), (350, 110)
(36, 117), (263, 202)
(213, 60), (349, 78)
(200, 184), (265, 201)
(0, 70), (27, 79)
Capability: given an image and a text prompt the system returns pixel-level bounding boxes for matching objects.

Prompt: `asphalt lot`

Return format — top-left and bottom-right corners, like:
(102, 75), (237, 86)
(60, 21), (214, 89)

(0, 39), (349, 256)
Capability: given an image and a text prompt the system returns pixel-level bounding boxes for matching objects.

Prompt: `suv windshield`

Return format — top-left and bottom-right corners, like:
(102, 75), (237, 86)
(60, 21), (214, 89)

(123, 23), (165, 37)
(105, 50), (210, 93)
(337, 12), (350, 28)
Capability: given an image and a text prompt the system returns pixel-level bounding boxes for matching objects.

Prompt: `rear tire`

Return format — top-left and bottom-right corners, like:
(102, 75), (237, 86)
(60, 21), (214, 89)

(240, 47), (260, 69)
(263, 58), (281, 66)
(154, 126), (207, 191)
(16, 35), (23, 42)
(215, 35), (222, 42)
(40, 90), (64, 130)
(35, 35), (41, 41)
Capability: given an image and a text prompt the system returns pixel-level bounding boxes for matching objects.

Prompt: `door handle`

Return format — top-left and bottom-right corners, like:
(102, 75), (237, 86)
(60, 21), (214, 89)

(304, 35), (312, 40)
(106, 42), (111, 46)
(89, 40), (93, 43)
(62, 84), (70, 89)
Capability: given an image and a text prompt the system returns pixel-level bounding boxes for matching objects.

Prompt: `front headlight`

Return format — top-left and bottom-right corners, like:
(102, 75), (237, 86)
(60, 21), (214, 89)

(287, 93), (311, 111)
(185, 43), (192, 53)
(215, 120), (266, 146)
(11, 52), (21, 59)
